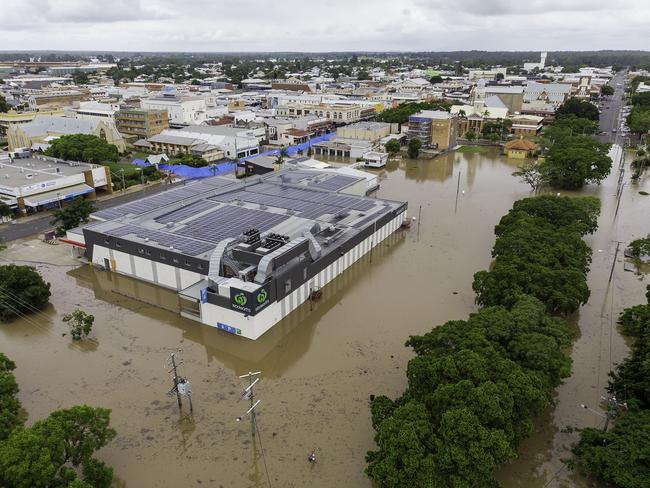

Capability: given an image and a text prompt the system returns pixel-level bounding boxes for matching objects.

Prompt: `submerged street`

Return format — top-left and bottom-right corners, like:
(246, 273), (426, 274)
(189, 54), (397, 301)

(0, 147), (648, 487)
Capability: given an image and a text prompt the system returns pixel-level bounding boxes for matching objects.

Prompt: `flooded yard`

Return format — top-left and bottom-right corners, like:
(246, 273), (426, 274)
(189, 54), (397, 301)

(1, 147), (648, 487)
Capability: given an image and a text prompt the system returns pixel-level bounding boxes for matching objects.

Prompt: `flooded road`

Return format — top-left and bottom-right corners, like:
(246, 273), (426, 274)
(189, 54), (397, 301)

(1, 147), (648, 487)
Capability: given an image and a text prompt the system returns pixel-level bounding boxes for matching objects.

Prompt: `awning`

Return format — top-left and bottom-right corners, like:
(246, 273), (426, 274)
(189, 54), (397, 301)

(23, 184), (95, 207)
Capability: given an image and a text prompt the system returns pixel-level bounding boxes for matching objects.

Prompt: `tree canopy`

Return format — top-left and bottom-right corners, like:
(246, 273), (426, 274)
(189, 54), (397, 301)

(0, 94), (10, 113)
(473, 195), (599, 314)
(367, 195), (596, 487)
(540, 134), (611, 189)
(0, 353), (22, 441)
(385, 139), (401, 154)
(0, 353), (117, 488)
(407, 138), (422, 159)
(377, 101), (451, 124)
(367, 297), (575, 488)
(555, 98), (600, 121)
(0, 265), (51, 322)
(572, 287), (650, 488)
(50, 198), (96, 235)
(45, 134), (119, 164)
(600, 85), (615, 96)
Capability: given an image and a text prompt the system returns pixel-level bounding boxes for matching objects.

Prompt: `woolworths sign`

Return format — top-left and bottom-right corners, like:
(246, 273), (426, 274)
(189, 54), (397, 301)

(230, 286), (271, 315)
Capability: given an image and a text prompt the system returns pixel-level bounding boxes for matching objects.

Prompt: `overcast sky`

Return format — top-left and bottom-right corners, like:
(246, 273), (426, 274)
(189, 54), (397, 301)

(2, 0), (650, 52)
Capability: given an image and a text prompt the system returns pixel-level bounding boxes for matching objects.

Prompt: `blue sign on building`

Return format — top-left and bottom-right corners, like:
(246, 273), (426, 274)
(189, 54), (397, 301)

(217, 322), (242, 335)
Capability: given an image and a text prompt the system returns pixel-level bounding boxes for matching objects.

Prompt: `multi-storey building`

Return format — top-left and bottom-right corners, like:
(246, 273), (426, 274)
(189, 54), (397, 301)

(116, 108), (169, 140)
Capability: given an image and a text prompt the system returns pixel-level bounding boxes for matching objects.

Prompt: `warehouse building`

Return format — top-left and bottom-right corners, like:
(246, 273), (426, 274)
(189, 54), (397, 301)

(66, 169), (407, 340)
(0, 152), (112, 215)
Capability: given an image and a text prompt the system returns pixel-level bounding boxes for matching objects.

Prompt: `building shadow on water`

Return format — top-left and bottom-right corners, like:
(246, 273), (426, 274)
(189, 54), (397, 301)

(68, 231), (405, 377)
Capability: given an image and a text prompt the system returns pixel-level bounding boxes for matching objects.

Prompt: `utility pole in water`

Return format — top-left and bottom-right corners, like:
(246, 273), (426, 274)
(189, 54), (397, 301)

(238, 371), (261, 437)
(166, 350), (193, 413)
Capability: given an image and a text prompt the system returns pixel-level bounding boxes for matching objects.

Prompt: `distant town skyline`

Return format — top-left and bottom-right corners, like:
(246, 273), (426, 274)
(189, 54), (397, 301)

(2, 0), (649, 53)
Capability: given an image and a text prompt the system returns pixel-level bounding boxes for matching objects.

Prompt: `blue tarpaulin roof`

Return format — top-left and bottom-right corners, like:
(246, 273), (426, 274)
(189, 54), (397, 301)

(131, 159), (236, 179)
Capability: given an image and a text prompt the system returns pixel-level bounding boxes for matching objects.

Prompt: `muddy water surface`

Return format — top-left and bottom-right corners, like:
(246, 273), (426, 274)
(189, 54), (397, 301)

(1, 148), (648, 487)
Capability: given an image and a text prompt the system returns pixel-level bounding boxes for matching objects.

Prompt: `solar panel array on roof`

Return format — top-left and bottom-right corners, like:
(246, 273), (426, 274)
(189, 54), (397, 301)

(156, 200), (217, 224)
(93, 181), (219, 220)
(308, 175), (358, 192)
(173, 206), (289, 243)
(105, 224), (215, 256)
(210, 183), (375, 220)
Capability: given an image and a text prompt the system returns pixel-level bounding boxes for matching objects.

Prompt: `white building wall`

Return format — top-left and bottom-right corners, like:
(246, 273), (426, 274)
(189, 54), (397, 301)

(198, 211), (405, 339)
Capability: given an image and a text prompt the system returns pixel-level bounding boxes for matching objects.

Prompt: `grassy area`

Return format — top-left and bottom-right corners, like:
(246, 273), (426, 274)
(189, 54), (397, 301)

(106, 162), (141, 177)
(131, 151), (150, 160)
(457, 145), (491, 154)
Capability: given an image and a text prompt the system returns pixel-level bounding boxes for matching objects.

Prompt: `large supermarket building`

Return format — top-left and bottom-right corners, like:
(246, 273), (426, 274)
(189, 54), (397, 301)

(67, 168), (407, 340)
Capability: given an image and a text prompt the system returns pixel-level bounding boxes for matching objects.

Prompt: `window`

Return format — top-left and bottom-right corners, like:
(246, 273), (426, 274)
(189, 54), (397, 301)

(116, 242), (121, 248)
(160, 254), (166, 261)
(284, 279), (292, 294)
(145, 250), (151, 256)
(104, 238), (110, 244)
(197, 264), (204, 270)
(138, 248), (144, 254)
(173, 257), (180, 264)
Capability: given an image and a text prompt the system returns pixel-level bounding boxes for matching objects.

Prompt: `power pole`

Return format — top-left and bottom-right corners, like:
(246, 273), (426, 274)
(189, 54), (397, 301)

(166, 351), (193, 413)
(236, 371), (272, 487)
(238, 371), (261, 438)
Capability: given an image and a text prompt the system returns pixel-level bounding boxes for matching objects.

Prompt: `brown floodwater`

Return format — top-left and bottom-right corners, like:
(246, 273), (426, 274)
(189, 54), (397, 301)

(0, 147), (648, 488)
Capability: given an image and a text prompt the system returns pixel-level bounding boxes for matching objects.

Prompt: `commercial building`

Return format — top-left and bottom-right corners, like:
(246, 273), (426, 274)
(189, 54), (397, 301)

(116, 108), (169, 140)
(66, 169), (407, 340)
(510, 115), (544, 136)
(145, 133), (224, 162)
(408, 111), (459, 150)
(0, 153), (112, 214)
(67, 101), (120, 128)
(141, 91), (208, 126)
(276, 103), (375, 124)
(6, 114), (126, 152)
(336, 121), (391, 142)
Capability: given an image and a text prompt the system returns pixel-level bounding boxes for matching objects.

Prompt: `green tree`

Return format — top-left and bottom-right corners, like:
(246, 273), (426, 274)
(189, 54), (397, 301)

(45, 134), (119, 163)
(407, 138), (422, 159)
(50, 197), (96, 235)
(472, 195), (599, 314)
(0, 265), (51, 322)
(627, 107), (650, 136)
(61, 309), (94, 340)
(0, 353), (22, 441)
(464, 129), (477, 141)
(540, 135), (611, 189)
(367, 296), (575, 487)
(555, 98), (600, 121)
(385, 139), (401, 154)
(356, 70), (370, 81)
(0, 94), (10, 113)
(572, 411), (650, 488)
(377, 101), (451, 124)
(167, 153), (209, 168)
(0, 202), (13, 218)
(429, 75), (444, 84)
(512, 160), (549, 193)
(572, 289), (650, 488)
(0, 405), (116, 488)
(600, 85), (615, 96)
(71, 70), (90, 85)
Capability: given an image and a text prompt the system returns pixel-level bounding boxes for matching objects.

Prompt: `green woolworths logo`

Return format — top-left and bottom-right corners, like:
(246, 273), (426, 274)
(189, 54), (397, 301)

(234, 293), (247, 306)
(257, 289), (268, 304)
